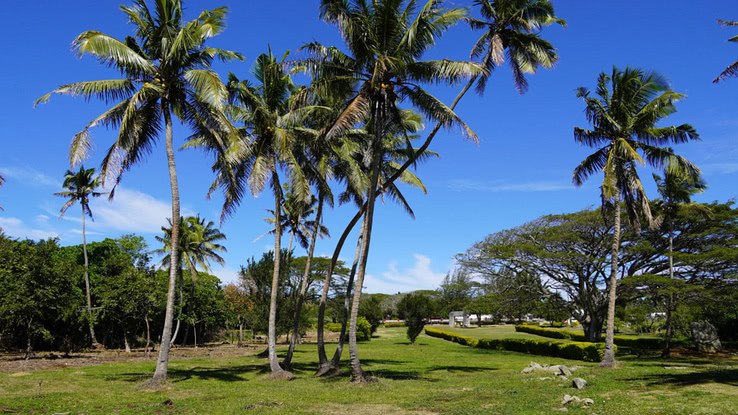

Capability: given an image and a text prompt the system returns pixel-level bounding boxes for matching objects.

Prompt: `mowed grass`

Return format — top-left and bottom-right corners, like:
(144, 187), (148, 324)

(0, 327), (737, 414)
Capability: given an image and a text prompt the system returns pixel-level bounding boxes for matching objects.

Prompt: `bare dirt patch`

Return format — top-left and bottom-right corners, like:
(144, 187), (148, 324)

(319, 403), (441, 415)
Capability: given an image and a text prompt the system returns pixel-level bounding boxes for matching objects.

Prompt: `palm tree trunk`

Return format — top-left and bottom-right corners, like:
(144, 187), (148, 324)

(662, 293), (674, 358)
(182, 268), (198, 346)
(81, 205), (99, 348)
(600, 192), (621, 368)
(330, 217), (365, 368)
(267, 163), (292, 379)
(316, 205), (365, 370)
(170, 269), (183, 347)
(144, 313), (151, 358)
(348, 107), (385, 383)
(284, 199), (324, 368)
(150, 100), (181, 386)
(124, 330), (131, 353)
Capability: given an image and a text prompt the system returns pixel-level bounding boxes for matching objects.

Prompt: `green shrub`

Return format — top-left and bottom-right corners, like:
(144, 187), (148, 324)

(514, 324), (683, 350)
(326, 323), (343, 332)
(383, 322), (406, 328)
(426, 327), (611, 362)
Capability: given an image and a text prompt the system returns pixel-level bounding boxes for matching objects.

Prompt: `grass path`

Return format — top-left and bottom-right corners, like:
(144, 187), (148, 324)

(1, 327), (737, 414)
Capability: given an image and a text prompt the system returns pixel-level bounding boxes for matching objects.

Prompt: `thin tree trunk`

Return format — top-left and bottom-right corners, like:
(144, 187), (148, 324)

(267, 163), (292, 379)
(662, 294), (674, 358)
(150, 100), (181, 386)
(144, 313), (151, 358)
(81, 207), (99, 348)
(348, 106), (385, 383)
(316, 205), (365, 370)
(193, 323), (197, 349)
(124, 331), (131, 353)
(170, 269), (183, 347)
(24, 317), (33, 361)
(182, 268), (198, 346)
(238, 321), (243, 347)
(329, 218), (365, 368)
(600, 192), (621, 368)
(284, 198), (324, 368)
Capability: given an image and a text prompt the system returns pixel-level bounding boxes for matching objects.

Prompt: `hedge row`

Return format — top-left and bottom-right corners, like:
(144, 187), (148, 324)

(326, 323), (343, 332)
(383, 322), (406, 328)
(514, 325), (691, 349)
(425, 327), (611, 362)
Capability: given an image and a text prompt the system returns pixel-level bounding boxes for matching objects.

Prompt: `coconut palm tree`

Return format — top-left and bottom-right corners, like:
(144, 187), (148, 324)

(35, 0), (241, 386)
(652, 161), (708, 357)
(572, 67), (701, 367)
(304, 0), (485, 383)
(201, 50), (327, 379)
(54, 166), (106, 348)
(713, 19), (738, 83)
(155, 215), (227, 346)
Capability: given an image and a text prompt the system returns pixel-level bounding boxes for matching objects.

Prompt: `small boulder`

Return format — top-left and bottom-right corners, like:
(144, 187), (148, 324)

(558, 366), (573, 377)
(690, 322), (722, 353)
(572, 378), (587, 389)
(561, 394), (594, 407)
(522, 362), (543, 374)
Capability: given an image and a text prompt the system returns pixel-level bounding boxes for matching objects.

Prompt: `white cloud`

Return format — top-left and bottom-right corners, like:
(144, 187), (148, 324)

(0, 217), (59, 240)
(0, 166), (59, 187)
(211, 265), (240, 285)
(69, 229), (105, 236)
(445, 179), (572, 192)
(700, 163), (738, 175)
(363, 254), (447, 294)
(77, 186), (195, 234)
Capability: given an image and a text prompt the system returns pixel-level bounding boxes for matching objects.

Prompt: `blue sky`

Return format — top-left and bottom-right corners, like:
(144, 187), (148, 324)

(1, 1), (737, 294)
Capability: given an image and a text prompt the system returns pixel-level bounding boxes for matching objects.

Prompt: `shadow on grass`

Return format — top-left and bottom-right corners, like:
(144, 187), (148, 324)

(626, 367), (738, 387)
(426, 365), (498, 373)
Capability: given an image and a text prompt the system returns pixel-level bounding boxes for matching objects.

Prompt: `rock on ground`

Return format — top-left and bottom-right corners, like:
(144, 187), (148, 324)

(690, 321), (722, 353)
(572, 378), (587, 389)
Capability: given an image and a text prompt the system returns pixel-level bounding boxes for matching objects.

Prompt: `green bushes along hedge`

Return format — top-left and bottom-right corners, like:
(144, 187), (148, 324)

(514, 324), (687, 349)
(425, 327), (611, 362)
(383, 322), (406, 328)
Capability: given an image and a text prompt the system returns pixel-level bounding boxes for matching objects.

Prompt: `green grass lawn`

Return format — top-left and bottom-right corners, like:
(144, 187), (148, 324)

(1, 327), (737, 414)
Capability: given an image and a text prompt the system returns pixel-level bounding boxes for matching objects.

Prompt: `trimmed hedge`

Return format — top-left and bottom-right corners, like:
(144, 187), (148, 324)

(326, 323), (343, 332)
(425, 327), (610, 362)
(383, 322), (406, 328)
(513, 325), (692, 350)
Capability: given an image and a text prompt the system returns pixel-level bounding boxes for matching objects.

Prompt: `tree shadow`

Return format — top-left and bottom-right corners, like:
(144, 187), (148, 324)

(426, 365), (498, 373)
(626, 367), (738, 387)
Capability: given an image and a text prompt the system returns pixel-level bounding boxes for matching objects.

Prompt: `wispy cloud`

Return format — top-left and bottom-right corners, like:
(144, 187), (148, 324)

(700, 163), (738, 175)
(211, 265), (240, 285)
(0, 166), (59, 187)
(0, 217), (59, 240)
(444, 179), (572, 192)
(63, 187), (197, 235)
(364, 254), (447, 294)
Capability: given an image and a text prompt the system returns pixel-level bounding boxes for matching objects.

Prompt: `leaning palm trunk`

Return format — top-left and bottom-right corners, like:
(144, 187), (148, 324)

(600, 191), (621, 368)
(316, 205), (365, 370)
(284, 199), (324, 368)
(267, 164), (292, 379)
(150, 103), (181, 386)
(348, 110), (385, 383)
(81, 205), (99, 348)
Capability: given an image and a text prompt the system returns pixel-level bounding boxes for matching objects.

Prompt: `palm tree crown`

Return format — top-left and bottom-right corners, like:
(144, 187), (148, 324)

(54, 166), (106, 220)
(573, 67), (701, 232)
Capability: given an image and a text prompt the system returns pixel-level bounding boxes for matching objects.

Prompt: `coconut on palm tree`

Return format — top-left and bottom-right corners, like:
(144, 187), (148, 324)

(714, 19), (738, 83)
(35, 0), (241, 386)
(54, 166), (106, 348)
(572, 67), (701, 367)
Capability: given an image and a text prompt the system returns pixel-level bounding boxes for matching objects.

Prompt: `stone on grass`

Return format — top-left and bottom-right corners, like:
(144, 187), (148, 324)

(521, 362), (543, 374)
(690, 321), (722, 353)
(561, 394), (594, 407)
(572, 378), (587, 389)
(558, 366), (573, 377)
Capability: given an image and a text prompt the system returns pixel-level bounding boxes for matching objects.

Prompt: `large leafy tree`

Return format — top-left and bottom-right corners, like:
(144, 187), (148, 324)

(307, 0), (483, 383)
(54, 166), (106, 348)
(35, 0), (241, 385)
(572, 66), (700, 367)
(713, 19), (738, 83)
